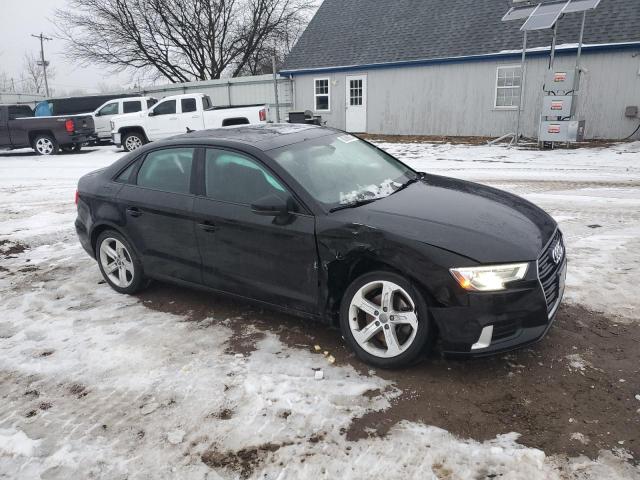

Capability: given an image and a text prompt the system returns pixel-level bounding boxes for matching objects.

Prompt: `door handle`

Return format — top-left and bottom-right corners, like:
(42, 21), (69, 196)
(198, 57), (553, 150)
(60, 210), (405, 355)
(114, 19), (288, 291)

(169, 117), (177, 120)
(126, 207), (142, 217)
(198, 221), (217, 232)
(191, 115), (200, 118)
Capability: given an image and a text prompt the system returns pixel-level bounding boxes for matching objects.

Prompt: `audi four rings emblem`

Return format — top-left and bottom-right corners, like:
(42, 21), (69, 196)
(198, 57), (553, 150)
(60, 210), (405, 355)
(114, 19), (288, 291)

(551, 241), (563, 264)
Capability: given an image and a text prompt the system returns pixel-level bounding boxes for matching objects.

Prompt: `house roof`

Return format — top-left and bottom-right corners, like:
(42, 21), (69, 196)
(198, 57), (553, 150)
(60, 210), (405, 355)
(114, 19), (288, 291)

(281, 0), (640, 74)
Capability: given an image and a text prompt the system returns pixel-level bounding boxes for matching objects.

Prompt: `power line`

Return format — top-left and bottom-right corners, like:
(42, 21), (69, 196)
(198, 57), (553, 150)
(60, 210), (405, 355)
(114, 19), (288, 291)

(31, 33), (52, 97)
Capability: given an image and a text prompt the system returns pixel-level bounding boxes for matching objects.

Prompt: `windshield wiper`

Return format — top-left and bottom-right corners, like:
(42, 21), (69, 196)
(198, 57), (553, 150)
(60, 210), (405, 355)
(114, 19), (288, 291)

(329, 197), (379, 212)
(390, 175), (421, 195)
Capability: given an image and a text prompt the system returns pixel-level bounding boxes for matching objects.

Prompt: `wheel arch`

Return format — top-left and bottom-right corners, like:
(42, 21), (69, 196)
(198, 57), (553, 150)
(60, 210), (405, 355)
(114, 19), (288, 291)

(118, 126), (148, 142)
(326, 253), (437, 327)
(29, 130), (56, 145)
(90, 222), (139, 258)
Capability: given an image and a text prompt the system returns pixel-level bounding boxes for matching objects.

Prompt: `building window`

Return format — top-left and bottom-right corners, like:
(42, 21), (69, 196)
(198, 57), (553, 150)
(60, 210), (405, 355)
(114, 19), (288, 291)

(495, 66), (521, 108)
(314, 78), (330, 111)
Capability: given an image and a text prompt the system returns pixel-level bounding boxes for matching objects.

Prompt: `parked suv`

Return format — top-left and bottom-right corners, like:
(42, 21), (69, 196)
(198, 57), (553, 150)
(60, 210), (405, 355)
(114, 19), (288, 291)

(0, 104), (95, 155)
(92, 97), (157, 141)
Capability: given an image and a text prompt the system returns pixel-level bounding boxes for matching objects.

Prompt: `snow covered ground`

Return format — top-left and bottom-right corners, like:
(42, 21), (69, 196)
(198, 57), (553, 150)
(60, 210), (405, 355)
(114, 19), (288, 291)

(1, 142), (639, 479)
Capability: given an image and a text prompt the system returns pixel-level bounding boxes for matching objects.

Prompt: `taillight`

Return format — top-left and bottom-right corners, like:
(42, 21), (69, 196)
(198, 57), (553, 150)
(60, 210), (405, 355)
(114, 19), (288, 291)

(65, 119), (75, 133)
(259, 108), (266, 122)
(75, 189), (79, 205)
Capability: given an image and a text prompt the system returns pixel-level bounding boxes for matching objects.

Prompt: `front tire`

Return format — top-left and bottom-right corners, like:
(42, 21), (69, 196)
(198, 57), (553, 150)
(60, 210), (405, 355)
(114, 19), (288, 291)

(122, 132), (146, 152)
(33, 134), (59, 156)
(96, 230), (147, 294)
(340, 271), (432, 368)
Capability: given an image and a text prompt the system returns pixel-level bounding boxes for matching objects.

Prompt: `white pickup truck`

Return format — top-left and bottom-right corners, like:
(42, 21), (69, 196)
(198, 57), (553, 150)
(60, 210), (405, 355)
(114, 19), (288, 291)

(110, 93), (268, 151)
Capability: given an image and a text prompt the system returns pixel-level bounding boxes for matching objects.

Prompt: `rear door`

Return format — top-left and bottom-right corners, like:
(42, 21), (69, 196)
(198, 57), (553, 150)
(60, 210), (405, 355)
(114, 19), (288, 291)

(146, 99), (180, 140)
(94, 101), (121, 139)
(177, 96), (204, 133)
(192, 148), (318, 313)
(116, 147), (201, 283)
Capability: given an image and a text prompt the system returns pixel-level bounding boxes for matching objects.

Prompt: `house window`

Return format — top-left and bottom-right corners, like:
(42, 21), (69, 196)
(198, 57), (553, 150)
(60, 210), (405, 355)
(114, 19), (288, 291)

(314, 78), (330, 111)
(495, 66), (522, 108)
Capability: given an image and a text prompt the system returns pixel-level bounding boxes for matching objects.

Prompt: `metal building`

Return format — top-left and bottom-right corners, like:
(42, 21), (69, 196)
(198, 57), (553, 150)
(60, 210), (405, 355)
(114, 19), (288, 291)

(280, 0), (640, 140)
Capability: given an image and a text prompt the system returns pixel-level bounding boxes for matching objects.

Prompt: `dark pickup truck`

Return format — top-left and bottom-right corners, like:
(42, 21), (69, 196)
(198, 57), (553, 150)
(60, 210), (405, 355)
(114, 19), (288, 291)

(0, 104), (96, 155)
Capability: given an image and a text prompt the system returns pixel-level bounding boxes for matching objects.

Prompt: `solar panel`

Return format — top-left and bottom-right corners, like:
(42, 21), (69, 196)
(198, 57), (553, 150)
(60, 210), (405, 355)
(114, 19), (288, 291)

(502, 5), (537, 21)
(521, 1), (569, 31)
(563, 0), (601, 13)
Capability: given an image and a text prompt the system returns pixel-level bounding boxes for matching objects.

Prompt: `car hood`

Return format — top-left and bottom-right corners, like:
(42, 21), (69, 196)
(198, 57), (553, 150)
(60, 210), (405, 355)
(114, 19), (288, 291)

(352, 175), (557, 264)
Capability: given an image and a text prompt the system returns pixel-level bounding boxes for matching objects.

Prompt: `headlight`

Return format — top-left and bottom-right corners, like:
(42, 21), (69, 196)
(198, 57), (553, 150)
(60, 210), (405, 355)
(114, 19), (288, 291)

(450, 263), (528, 292)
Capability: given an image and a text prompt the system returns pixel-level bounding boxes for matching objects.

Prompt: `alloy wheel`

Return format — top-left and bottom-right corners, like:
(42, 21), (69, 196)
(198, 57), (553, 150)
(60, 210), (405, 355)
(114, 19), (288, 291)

(125, 135), (143, 151)
(99, 237), (135, 288)
(35, 137), (54, 155)
(348, 280), (418, 358)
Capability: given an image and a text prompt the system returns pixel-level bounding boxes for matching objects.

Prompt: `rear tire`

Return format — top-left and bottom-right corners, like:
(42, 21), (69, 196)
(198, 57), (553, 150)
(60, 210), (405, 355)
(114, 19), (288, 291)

(339, 270), (432, 368)
(32, 134), (59, 156)
(96, 230), (147, 294)
(122, 132), (145, 152)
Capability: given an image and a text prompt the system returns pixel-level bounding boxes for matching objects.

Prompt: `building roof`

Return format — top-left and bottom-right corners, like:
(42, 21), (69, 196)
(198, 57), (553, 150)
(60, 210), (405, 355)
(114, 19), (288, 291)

(281, 0), (640, 74)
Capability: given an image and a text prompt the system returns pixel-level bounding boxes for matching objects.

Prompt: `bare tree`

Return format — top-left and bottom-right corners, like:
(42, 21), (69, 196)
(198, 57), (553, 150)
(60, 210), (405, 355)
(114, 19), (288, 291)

(55, 0), (318, 83)
(23, 53), (56, 94)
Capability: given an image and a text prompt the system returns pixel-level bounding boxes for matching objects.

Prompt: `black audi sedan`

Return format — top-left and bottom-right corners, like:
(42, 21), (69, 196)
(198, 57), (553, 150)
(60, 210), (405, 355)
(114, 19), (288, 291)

(75, 124), (566, 368)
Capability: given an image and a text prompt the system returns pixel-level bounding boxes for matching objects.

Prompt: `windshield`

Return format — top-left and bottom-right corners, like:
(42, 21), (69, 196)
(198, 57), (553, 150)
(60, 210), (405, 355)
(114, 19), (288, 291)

(270, 134), (416, 209)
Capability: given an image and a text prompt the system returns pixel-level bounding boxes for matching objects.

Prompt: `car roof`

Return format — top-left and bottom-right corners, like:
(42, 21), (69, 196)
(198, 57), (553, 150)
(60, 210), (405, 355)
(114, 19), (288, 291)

(173, 123), (340, 151)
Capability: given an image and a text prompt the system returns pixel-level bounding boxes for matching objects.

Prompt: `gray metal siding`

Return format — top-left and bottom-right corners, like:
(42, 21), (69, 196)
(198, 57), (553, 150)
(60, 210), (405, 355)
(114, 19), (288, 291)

(292, 50), (640, 139)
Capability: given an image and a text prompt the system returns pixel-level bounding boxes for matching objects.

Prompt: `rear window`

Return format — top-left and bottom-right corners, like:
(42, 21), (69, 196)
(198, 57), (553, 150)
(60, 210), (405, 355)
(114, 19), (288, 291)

(202, 96), (212, 110)
(8, 106), (34, 120)
(123, 101), (142, 114)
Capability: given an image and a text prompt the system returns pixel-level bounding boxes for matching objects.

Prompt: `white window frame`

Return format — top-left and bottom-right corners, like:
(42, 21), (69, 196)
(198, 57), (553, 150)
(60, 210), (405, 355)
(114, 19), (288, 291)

(494, 65), (522, 110)
(314, 78), (330, 112)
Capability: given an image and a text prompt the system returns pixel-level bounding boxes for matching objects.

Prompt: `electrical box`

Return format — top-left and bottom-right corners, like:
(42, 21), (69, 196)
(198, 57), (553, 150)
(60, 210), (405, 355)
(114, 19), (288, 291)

(539, 120), (585, 142)
(541, 95), (575, 117)
(544, 69), (579, 93)
(625, 106), (639, 118)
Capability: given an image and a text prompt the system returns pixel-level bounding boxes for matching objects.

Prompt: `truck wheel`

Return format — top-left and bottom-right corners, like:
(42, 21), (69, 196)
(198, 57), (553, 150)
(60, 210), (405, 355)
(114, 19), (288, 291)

(122, 132), (145, 152)
(33, 135), (59, 156)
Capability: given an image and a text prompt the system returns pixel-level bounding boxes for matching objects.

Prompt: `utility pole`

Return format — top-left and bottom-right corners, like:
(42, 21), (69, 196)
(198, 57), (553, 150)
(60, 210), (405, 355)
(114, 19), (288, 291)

(272, 50), (281, 123)
(31, 33), (52, 97)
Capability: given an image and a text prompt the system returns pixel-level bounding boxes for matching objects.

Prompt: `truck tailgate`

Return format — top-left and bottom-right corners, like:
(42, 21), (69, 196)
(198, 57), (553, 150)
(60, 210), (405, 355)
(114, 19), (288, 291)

(70, 115), (95, 135)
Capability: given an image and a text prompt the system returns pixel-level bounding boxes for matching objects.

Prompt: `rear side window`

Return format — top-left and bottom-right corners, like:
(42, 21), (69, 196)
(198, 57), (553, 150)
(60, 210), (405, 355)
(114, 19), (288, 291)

(181, 98), (197, 113)
(152, 100), (176, 116)
(8, 106), (34, 119)
(205, 149), (286, 205)
(137, 148), (194, 194)
(123, 101), (142, 114)
(115, 161), (137, 183)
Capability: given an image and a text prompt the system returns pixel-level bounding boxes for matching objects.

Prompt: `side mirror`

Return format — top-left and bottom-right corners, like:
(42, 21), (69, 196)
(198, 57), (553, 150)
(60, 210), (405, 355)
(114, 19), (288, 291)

(251, 193), (290, 216)
(148, 110), (155, 117)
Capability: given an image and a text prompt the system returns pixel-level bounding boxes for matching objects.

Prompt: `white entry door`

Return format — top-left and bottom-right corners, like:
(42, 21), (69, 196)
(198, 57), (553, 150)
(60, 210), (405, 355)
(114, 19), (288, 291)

(345, 75), (367, 132)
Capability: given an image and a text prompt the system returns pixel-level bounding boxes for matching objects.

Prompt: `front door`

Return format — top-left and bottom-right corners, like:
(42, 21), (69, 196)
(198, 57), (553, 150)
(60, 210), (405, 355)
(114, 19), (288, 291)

(117, 147), (201, 283)
(146, 99), (180, 141)
(193, 148), (318, 313)
(345, 75), (367, 133)
(94, 101), (121, 139)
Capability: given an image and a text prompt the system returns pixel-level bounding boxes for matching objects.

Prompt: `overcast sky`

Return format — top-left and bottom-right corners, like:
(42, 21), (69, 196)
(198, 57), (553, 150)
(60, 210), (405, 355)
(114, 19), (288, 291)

(0, 0), (131, 95)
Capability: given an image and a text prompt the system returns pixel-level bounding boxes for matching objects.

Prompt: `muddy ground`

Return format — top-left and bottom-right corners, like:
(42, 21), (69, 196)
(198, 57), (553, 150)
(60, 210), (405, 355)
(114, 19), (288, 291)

(138, 282), (640, 463)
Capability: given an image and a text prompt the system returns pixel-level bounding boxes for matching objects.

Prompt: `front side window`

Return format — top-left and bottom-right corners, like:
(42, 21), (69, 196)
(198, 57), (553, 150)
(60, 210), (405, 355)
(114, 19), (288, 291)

(270, 134), (416, 209)
(205, 149), (286, 205)
(314, 78), (330, 111)
(495, 66), (522, 108)
(123, 101), (142, 114)
(98, 102), (119, 116)
(136, 148), (194, 194)
(181, 98), (197, 113)
(152, 100), (176, 116)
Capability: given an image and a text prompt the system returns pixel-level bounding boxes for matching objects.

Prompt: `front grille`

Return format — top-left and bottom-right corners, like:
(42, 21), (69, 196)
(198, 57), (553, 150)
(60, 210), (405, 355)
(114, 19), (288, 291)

(537, 230), (565, 315)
